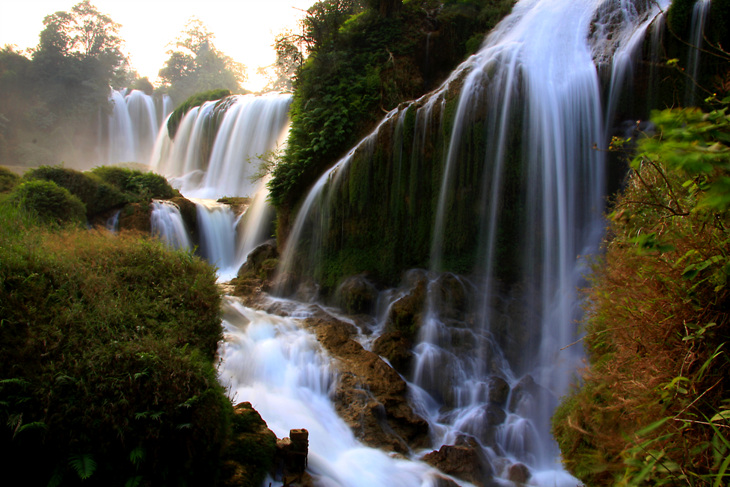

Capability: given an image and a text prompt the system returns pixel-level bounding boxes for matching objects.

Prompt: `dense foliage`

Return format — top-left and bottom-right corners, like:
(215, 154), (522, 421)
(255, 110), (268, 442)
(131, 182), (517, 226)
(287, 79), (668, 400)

(553, 104), (730, 486)
(0, 193), (230, 485)
(268, 0), (515, 211)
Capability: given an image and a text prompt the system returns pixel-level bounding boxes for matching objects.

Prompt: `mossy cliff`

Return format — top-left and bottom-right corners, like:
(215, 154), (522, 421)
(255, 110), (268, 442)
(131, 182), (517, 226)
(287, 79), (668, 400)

(269, 0), (516, 216)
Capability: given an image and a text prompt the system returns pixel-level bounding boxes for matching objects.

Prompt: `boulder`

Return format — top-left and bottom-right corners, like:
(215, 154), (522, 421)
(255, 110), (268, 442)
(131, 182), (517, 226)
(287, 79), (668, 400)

(421, 435), (494, 487)
(334, 274), (379, 315)
(237, 239), (278, 279)
(384, 271), (428, 340)
(488, 376), (510, 408)
(372, 331), (414, 376)
(506, 462), (531, 485)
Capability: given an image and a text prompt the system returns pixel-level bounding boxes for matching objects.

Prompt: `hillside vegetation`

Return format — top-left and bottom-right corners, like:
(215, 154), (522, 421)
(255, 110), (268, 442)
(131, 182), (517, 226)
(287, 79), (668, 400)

(553, 102), (730, 485)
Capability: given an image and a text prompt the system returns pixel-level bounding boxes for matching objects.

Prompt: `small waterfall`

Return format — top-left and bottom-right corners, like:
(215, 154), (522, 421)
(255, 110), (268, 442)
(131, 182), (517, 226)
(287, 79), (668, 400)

(218, 298), (459, 487)
(686, 0), (712, 105)
(194, 199), (237, 276)
(107, 89), (172, 164)
(150, 93), (292, 199)
(150, 200), (192, 250)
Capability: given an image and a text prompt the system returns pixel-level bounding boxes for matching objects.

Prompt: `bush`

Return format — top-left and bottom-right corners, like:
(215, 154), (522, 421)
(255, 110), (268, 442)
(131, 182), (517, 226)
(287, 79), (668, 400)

(9, 179), (86, 225)
(89, 166), (176, 200)
(0, 166), (20, 192)
(0, 219), (228, 485)
(24, 165), (127, 217)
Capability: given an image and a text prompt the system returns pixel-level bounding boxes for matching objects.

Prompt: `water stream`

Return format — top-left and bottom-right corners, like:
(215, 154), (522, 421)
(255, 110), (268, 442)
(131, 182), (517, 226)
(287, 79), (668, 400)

(137, 0), (699, 485)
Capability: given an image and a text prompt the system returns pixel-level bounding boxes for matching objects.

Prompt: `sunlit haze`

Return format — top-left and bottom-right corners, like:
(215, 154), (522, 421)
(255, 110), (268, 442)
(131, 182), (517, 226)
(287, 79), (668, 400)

(0, 0), (313, 91)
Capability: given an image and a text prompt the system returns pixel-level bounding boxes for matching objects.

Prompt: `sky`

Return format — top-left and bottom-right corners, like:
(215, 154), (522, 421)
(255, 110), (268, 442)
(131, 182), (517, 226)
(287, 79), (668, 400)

(0, 0), (314, 91)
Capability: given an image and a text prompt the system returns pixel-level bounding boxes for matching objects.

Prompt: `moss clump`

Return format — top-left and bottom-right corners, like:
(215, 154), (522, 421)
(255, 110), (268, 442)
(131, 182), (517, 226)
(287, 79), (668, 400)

(0, 202), (229, 486)
(9, 179), (86, 225)
(89, 165), (176, 201)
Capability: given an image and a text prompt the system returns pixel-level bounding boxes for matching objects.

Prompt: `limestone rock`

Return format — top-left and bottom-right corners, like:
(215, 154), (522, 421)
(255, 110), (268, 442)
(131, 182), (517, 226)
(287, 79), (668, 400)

(303, 312), (429, 453)
(237, 239), (278, 279)
(421, 435), (494, 487)
(372, 331), (414, 376)
(335, 274), (379, 315)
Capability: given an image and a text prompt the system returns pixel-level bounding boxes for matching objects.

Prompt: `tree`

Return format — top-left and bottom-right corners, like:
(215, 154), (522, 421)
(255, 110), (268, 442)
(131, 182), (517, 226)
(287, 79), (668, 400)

(259, 30), (305, 93)
(34, 0), (126, 80)
(158, 18), (246, 105)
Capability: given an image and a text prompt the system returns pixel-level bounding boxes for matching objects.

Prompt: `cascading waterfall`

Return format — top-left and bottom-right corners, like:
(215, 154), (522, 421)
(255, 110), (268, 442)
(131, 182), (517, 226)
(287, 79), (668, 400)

(106, 89), (172, 165)
(150, 93), (292, 200)
(269, 0), (672, 484)
(146, 94), (291, 280)
(686, 0), (712, 105)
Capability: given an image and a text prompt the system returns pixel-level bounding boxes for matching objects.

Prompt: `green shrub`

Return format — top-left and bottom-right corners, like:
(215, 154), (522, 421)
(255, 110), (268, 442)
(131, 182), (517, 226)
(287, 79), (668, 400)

(24, 165), (127, 217)
(0, 223), (228, 485)
(89, 166), (175, 200)
(0, 166), (20, 192)
(9, 179), (86, 225)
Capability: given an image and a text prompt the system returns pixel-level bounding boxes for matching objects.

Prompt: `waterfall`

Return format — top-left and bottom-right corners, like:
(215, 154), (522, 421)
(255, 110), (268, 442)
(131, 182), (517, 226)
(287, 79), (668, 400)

(270, 0), (671, 484)
(107, 89), (172, 165)
(686, 0), (712, 105)
(150, 200), (192, 250)
(150, 93), (292, 199)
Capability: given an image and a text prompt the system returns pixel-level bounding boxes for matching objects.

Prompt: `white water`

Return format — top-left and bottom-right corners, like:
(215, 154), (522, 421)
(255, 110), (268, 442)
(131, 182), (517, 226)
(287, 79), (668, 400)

(686, 0), (712, 105)
(150, 200), (192, 250)
(106, 89), (172, 165)
(150, 93), (292, 199)
(218, 297), (466, 487)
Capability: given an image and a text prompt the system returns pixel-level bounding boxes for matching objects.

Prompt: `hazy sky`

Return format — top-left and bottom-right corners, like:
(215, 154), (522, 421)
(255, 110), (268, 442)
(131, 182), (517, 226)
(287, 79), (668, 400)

(0, 0), (313, 91)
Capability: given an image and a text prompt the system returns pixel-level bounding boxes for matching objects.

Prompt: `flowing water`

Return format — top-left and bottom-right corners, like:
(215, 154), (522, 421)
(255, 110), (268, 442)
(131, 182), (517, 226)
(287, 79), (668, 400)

(105, 89), (172, 165)
(685, 0), (712, 105)
(137, 0), (688, 485)
(266, 0), (671, 485)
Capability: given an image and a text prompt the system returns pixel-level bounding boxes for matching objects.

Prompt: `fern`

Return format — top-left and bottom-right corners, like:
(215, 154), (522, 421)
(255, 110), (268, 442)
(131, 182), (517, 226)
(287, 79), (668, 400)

(68, 453), (96, 480)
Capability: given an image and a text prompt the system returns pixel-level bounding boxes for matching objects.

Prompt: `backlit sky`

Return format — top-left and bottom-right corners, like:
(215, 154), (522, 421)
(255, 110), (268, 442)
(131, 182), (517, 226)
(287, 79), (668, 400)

(0, 0), (313, 91)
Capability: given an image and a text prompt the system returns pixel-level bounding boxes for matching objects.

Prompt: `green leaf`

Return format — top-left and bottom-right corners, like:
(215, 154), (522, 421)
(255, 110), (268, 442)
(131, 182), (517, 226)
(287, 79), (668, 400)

(68, 453), (96, 480)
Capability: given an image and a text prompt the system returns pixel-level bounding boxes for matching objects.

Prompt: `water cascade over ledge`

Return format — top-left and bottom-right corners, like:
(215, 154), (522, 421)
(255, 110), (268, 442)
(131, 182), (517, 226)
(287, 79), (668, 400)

(268, 0), (672, 484)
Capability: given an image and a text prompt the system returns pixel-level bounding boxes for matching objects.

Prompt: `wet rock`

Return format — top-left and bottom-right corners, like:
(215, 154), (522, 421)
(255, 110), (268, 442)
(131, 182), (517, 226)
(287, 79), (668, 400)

(432, 272), (471, 321)
(276, 429), (309, 485)
(303, 314), (429, 453)
(508, 375), (557, 416)
(421, 435), (494, 487)
(429, 474), (461, 487)
(372, 331), (414, 376)
(335, 274), (379, 315)
(458, 403), (507, 449)
(506, 462), (531, 485)
(237, 239), (278, 279)
(488, 376), (510, 408)
(385, 271), (428, 340)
